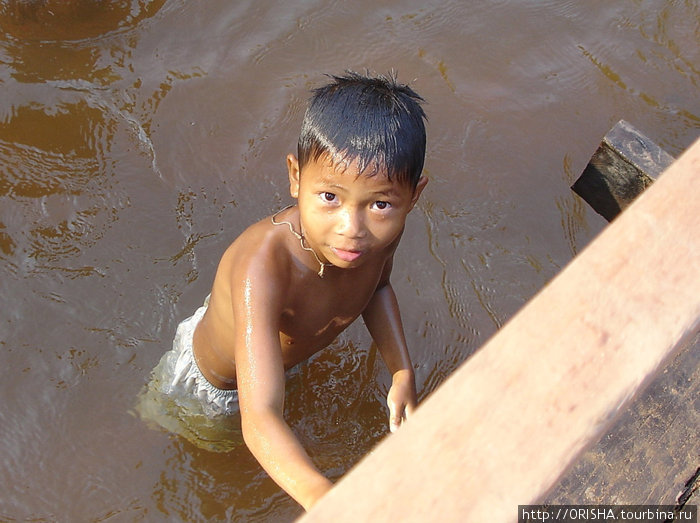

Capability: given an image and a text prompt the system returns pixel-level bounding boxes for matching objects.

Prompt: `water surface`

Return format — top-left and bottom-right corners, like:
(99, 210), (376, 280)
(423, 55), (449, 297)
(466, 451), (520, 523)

(1, 0), (698, 520)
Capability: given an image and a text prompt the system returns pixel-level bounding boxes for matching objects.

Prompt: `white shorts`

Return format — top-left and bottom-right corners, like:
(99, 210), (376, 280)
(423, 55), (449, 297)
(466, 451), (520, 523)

(167, 296), (239, 416)
(135, 296), (242, 452)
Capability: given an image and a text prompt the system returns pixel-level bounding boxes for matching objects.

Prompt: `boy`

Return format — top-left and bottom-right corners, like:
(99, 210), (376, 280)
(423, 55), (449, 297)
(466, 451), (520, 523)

(147, 72), (428, 510)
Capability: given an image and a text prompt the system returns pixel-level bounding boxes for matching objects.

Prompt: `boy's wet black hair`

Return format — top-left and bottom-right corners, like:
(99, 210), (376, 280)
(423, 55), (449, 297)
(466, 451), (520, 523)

(298, 71), (427, 188)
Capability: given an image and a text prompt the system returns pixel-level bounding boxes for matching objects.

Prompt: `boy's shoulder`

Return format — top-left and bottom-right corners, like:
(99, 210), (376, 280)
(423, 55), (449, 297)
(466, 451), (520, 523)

(219, 212), (293, 279)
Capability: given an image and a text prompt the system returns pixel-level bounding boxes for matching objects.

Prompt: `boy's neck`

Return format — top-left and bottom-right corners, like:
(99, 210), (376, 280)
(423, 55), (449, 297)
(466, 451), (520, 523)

(271, 206), (331, 277)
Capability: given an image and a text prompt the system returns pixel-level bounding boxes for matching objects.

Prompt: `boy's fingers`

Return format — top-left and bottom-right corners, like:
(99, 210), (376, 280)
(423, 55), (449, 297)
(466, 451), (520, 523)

(406, 402), (416, 418)
(388, 400), (405, 433)
(389, 414), (401, 433)
(388, 401), (398, 433)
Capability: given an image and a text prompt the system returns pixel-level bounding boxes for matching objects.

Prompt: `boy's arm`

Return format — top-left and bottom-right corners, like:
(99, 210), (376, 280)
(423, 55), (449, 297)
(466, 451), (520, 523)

(231, 252), (332, 510)
(362, 257), (417, 432)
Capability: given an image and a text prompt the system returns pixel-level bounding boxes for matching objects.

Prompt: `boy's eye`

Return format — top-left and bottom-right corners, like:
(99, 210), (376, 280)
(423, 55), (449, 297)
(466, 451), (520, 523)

(373, 201), (390, 210)
(322, 192), (336, 202)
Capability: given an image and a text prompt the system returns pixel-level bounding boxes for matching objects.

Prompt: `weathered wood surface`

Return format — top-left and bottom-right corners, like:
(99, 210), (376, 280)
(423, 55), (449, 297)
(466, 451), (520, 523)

(301, 137), (700, 523)
(549, 123), (698, 514)
(571, 120), (675, 221)
(545, 332), (699, 509)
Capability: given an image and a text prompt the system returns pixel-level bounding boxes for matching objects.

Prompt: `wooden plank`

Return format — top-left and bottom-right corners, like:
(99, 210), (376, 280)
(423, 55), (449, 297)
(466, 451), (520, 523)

(561, 123), (698, 511)
(301, 137), (700, 523)
(571, 120), (675, 221)
(545, 333), (699, 508)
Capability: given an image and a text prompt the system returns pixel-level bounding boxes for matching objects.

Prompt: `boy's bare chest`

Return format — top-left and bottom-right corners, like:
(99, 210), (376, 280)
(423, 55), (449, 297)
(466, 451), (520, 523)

(278, 269), (379, 355)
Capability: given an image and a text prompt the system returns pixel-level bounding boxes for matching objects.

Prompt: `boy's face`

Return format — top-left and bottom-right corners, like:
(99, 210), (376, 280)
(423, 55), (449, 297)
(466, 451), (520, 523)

(287, 153), (427, 270)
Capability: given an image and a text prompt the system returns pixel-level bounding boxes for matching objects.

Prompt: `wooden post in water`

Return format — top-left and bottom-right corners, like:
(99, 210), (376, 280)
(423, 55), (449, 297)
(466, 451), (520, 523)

(571, 120), (675, 221)
(300, 137), (700, 523)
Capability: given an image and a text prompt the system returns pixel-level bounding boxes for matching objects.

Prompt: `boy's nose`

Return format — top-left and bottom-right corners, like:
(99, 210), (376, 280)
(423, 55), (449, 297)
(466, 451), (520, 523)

(337, 208), (366, 238)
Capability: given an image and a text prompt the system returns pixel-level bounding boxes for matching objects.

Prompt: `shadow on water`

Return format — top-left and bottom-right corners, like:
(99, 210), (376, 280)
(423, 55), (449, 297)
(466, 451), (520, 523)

(0, 0), (698, 520)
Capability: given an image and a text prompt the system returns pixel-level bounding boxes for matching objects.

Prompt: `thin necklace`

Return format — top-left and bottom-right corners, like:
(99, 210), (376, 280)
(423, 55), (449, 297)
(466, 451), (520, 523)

(271, 205), (331, 277)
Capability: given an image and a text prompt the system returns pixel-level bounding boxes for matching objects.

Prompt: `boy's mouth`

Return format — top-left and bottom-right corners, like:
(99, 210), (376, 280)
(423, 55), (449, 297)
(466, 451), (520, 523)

(331, 247), (362, 262)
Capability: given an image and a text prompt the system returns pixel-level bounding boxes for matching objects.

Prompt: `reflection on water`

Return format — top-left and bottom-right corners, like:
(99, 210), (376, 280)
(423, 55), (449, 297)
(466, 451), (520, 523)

(1, 0), (166, 42)
(0, 0), (698, 520)
(0, 101), (122, 273)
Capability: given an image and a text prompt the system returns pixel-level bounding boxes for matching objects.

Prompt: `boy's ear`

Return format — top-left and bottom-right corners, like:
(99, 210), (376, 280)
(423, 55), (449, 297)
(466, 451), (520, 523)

(287, 154), (300, 198)
(408, 176), (428, 211)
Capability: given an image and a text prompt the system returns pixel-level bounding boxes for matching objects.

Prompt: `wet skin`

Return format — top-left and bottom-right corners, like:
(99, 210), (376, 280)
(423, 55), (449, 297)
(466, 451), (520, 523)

(191, 153), (427, 509)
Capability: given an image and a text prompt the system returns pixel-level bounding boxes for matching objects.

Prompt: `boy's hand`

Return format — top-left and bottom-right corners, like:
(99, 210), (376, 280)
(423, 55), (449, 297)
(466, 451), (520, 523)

(387, 368), (417, 433)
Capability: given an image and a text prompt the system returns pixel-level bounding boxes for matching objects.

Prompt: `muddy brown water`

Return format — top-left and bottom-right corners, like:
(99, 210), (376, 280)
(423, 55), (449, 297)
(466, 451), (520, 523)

(1, 0), (698, 520)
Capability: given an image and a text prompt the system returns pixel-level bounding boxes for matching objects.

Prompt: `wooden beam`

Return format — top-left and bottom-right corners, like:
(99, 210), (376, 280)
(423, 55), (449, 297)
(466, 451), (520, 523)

(571, 120), (675, 221)
(301, 137), (700, 522)
(546, 332), (699, 508)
